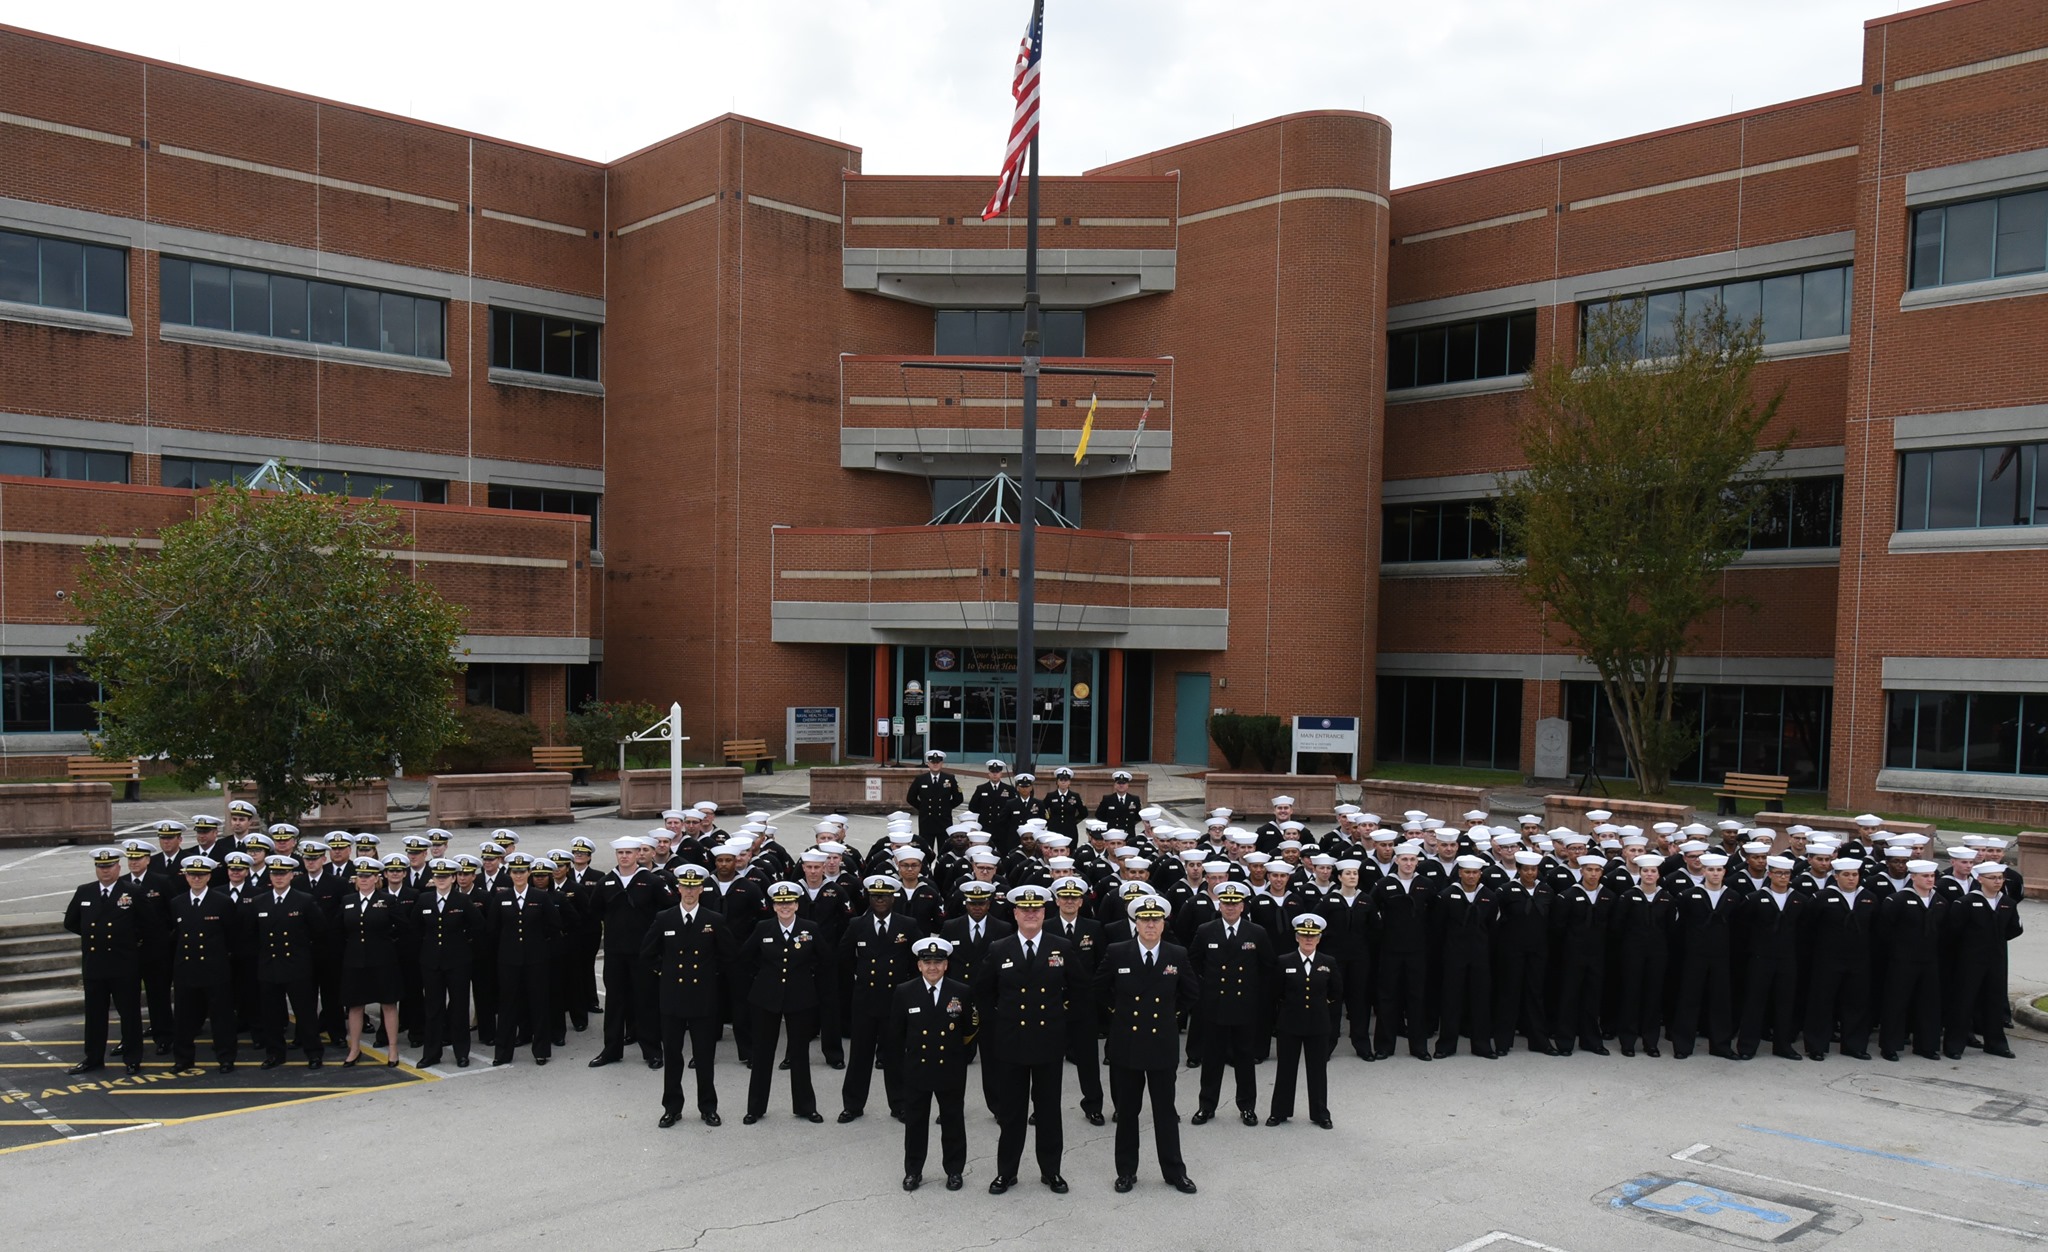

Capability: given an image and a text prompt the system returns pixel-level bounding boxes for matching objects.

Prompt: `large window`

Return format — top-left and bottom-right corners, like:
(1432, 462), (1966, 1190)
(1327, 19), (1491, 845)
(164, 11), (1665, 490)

(930, 477), (1079, 527)
(161, 457), (445, 502)
(1, 657), (100, 734)
(464, 663), (527, 715)
(0, 441), (129, 484)
(160, 257), (443, 361)
(1582, 265), (1851, 358)
(934, 309), (1085, 357)
(1747, 476), (1843, 550)
(489, 308), (599, 381)
(488, 485), (599, 544)
(1897, 444), (2048, 531)
(1381, 499), (1501, 563)
(1386, 311), (1536, 390)
(1567, 681), (1832, 789)
(1911, 189), (2048, 289)
(0, 228), (127, 317)
(1885, 689), (2048, 776)
(1375, 676), (1522, 771)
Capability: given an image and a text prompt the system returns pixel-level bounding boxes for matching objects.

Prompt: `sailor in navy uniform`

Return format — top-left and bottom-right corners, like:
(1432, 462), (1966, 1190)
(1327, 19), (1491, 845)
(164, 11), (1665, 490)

(1268, 912), (1341, 1128)
(888, 936), (978, 1191)
(1095, 893), (1200, 1194)
(63, 847), (143, 1075)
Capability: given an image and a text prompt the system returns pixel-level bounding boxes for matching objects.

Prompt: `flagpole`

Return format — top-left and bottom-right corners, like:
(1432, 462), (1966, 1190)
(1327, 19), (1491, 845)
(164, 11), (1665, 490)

(1015, 106), (1041, 777)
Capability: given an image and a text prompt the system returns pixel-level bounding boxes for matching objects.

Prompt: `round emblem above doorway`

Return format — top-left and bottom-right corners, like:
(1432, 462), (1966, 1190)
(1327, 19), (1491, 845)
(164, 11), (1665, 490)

(933, 649), (957, 671)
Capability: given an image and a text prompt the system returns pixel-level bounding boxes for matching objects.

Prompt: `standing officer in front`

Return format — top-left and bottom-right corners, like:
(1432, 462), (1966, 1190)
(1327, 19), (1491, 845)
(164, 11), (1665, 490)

(839, 874), (924, 1123)
(644, 864), (733, 1126)
(907, 750), (965, 845)
(1267, 913), (1341, 1128)
(1095, 770), (1142, 834)
(737, 881), (829, 1123)
(63, 847), (143, 1075)
(888, 935), (978, 1192)
(490, 853), (562, 1066)
(415, 857), (484, 1068)
(1189, 880), (1271, 1127)
(169, 856), (238, 1073)
(248, 854), (326, 1069)
(1095, 894), (1200, 1194)
(974, 883), (1083, 1194)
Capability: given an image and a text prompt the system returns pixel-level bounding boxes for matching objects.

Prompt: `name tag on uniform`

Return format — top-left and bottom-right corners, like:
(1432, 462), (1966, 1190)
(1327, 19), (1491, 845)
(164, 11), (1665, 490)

(501, 900), (515, 907)
(257, 912), (269, 918)
(1207, 942), (1218, 948)
(1000, 960), (1014, 969)
(664, 930), (676, 936)
(907, 1006), (922, 1014)
(1117, 966), (1131, 974)
(1283, 966), (1297, 974)
(857, 940), (867, 947)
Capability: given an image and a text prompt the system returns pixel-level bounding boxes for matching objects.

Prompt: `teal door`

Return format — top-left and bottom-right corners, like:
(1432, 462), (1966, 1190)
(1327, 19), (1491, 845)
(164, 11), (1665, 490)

(1174, 672), (1211, 765)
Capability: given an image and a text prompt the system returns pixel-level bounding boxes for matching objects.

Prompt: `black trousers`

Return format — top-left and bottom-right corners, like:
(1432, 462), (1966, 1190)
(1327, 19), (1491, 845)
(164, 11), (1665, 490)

(138, 953), (174, 1045)
(1879, 961), (1943, 1058)
(258, 976), (323, 1059)
(1195, 1019), (1258, 1113)
(1614, 949), (1667, 1050)
(1943, 958), (2008, 1056)
(660, 1013), (720, 1115)
(1805, 960), (1871, 1056)
(494, 962), (552, 1063)
(173, 980), (235, 1066)
(1108, 1064), (1185, 1182)
(842, 1003), (902, 1115)
(318, 949), (346, 1041)
(82, 973), (141, 1065)
(421, 965), (472, 1060)
(1335, 956), (1374, 1056)
(901, 1083), (967, 1178)
(1436, 953), (1491, 1052)
(1269, 1031), (1328, 1120)
(1737, 960), (1799, 1055)
(471, 959), (499, 1046)
(1492, 950), (1544, 1053)
(604, 952), (661, 1061)
(745, 1008), (817, 1117)
(1065, 1033), (1104, 1115)
(398, 950), (424, 1037)
(1670, 958), (1732, 1054)
(987, 1056), (1064, 1181)
(1555, 955), (1606, 1051)
(1374, 951), (1428, 1056)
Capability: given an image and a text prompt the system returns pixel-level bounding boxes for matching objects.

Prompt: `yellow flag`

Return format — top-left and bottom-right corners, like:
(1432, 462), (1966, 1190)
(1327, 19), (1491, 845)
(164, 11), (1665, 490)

(1074, 392), (1098, 464)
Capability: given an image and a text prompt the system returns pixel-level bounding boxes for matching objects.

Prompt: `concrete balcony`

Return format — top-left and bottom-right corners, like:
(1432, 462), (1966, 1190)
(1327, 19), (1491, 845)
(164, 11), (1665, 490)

(770, 523), (1230, 651)
(843, 175), (1177, 306)
(840, 354), (1173, 476)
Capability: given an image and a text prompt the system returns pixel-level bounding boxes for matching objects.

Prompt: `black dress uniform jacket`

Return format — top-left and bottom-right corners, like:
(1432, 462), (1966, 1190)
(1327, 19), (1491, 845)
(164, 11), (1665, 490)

(415, 888), (485, 970)
(1094, 939), (1200, 1070)
(907, 770), (965, 841)
(888, 975), (977, 1089)
(738, 919), (829, 1013)
(65, 880), (143, 978)
(169, 887), (238, 986)
(973, 931), (1085, 1064)
(642, 903), (733, 1018)
(246, 886), (324, 982)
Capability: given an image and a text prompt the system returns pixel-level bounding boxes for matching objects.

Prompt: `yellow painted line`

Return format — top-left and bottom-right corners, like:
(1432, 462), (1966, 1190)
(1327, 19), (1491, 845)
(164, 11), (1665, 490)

(156, 1089), (369, 1125)
(0, 1117), (157, 1125)
(116, 1087), (381, 1094)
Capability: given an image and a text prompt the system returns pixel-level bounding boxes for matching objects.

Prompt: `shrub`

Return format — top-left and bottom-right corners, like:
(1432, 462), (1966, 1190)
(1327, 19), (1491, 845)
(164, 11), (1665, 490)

(565, 699), (665, 769)
(432, 704), (541, 773)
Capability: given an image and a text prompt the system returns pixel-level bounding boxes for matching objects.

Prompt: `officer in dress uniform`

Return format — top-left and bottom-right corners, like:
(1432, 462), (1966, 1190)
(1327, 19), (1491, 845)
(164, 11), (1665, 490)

(63, 847), (143, 1075)
(839, 874), (924, 1122)
(248, 855), (325, 1069)
(644, 865), (732, 1127)
(169, 856), (238, 1072)
(908, 750), (965, 845)
(1095, 770), (1142, 835)
(974, 884), (1082, 1194)
(415, 858), (484, 1068)
(489, 853), (561, 1067)
(1096, 894), (1200, 1194)
(889, 935), (978, 1191)
(590, 835), (676, 1070)
(120, 842), (175, 1056)
(736, 881), (829, 1123)
(1043, 767), (1089, 839)
(1189, 881), (1271, 1126)
(1268, 912), (1341, 1128)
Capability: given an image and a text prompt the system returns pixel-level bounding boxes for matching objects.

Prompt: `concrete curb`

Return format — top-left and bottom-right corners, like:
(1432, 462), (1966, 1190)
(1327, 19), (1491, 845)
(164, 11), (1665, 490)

(2014, 993), (2048, 1035)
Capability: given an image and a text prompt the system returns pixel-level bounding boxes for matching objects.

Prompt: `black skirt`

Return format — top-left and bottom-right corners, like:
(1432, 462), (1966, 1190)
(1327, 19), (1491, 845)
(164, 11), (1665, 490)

(341, 964), (402, 1007)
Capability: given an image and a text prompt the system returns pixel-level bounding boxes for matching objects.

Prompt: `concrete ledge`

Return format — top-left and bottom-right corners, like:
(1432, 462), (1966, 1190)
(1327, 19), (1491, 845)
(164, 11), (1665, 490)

(2020, 832), (2047, 900)
(1755, 811), (1938, 842)
(2015, 992), (2048, 1034)
(618, 768), (746, 818)
(1358, 779), (1492, 824)
(1545, 794), (1694, 832)
(428, 772), (573, 827)
(226, 780), (389, 833)
(810, 766), (932, 815)
(1204, 774), (1337, 819)
(0, 781), (112, 845)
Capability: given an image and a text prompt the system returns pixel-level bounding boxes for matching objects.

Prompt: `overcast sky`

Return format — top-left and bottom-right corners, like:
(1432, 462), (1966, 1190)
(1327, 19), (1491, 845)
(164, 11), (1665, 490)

(14, 1), (1906, 187)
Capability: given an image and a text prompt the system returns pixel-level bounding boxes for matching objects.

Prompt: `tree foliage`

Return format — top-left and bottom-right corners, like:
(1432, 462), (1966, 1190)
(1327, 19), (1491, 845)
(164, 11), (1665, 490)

(1495, 299), (1786, 795)
(72, 484), (465, 820)
(565, 699), (665, 769)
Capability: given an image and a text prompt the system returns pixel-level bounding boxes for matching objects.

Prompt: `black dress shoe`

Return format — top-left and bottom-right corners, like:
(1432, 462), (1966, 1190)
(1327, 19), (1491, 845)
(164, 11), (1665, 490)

(1265, 1114), (1285, 1126)
(155, 1042), (170, 1056)
(1372, 1049), (1393, 1060)
(454, 1055), (469, 1068)
(534, 1057), (549, 1066)
(218, 1062), (235, 1074)
(826, 1057), (846, 1070)
(988, 1176), (1013, 1195)
(1807, 1051), (1826, 1062)
(1985, 1045), (2016, 1058)
(903, 1175), (921, 1192)
(647, 1057), (663, 1070)
(659, 1111), (682, 1128)
(779, 1058), (791, 1070)
(1673, 1048), (1692, 1060)
(1084, 1109), (1105, 1126)
(1433, 1047), (1457, 1060)
(589, 1052), (621, 1068)
(1313, 1115), (1333, 1129)
(492, 1058), (508, 1067)
(1541, 1044), (1561, 1057)
(125, 1062), (142, 1076)
(1475, 1047), (1499, 1060)
(1191, 1108), (1212, 1125)
(1113, 1176), (1135, 1193)
(1583, 1044), (1610, 1057)
(1043, 1175), (1067, 1193)
(1184, 1055), (1200, 1068)
(259, 1056), (284, 1070)
(702, 1111), (721, 1126)
(946, 1174), (963, 1191)
(1710, 1046), (1738, 1060)
(804, 1111), (824, 1123)
(417, 1053), (442, 1069)
(1882, 1050), (1900, 1062)
(1619, 1044), (1635, 1057)
(743, 1113), (761, 1124)
(1773, 1047), (1802, 1061)
(1843, 1050), (1871, 1061)
(1943, 1050), (1965, 1060)
(67, 1061), (103, 1075)
(1241, 1109), (1259, 1126)
(1644, 1044), (1661, 1058)
(1171, 1177), (1198, 1194)
(837, 1110), (862, 1123)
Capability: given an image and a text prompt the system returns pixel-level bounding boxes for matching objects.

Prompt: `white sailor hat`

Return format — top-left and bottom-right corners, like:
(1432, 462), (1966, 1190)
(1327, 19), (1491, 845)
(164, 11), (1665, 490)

(800, 849), (829, 864)
(1678, 840), (1709, 854)
(1454, 854), (1487, 870)
(1040, 833), (1072, 849)
(1884, 842), (1911, 858)
(1622, 834), (1649, 847)
(1494, 832), (1522, 845)
(1178, 849), (1206, 863)
(1243, 852), (1271, 866)
(661, 809), (689, 821)
(1226, 830), (1257, 846)
(818, 841), (847, 855)
(887, 831), (915, 845)
(893, 847), (926, 863)
(1948, 847), (1977, 862)
(1201, 860), (1230, 874)
(1370, 831), (1397, 844)
(1462, 809), (1489, 822)
(1632, 854), (1662, 870)
(1209, 808), (1234, 819)
(1594, 824), (1620, 837)
(1279, 820), (1305, 833)
(1717, 820), (1744, 832)
(1506, 850), (1538, 867)
(1138, 806), (1163, 821)
(1960, 834), (1992, 848)
(1335, 857), (1363, 871)
(1310, 853), (1337, 867)
(1698, 853), (1728, 868)
(1584, 809), (1612, 823)
(1651, 821), (1678, 835)
(1471, 837), (1493, 851)
(1972, 862), (2007, 879)
(1403, 810), (1429, 821)
(1272, 795), (1297, 807)
(1980, 836), (2009, 850)
(1395, 841), (1425, 856)
(1517, 814), (1541, 826)
(609, 836), (643, 851)
(967, 850), (1000, 866)
(1750, 828), (1777, 840)
(1358, 812), (1382, 825)
(1905, 859), (1939, 874)
(1402, 821), (1425, 833)
(1681, 823), (1713, 837)
(1741, 841), (1770, 855)
(912, 936), (955, 958)
(1853, 813), (1883, 828)
(1266, 859), (1295, 876)
(1765, 855), (1795, 870)
(1832, 858), (1863, 873)
(1334, 803), (1361, 816)
(1046, 856), (1076, 872)
(693, 801), (720, 814)
(1205, 816), (1229, 828)
(965, 832), (992, 846)
(1575, 854), (1606, 868)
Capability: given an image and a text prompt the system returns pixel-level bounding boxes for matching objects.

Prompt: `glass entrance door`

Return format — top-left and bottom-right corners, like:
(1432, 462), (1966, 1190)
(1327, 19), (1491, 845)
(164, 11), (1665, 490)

(922, 647), (1079, 766)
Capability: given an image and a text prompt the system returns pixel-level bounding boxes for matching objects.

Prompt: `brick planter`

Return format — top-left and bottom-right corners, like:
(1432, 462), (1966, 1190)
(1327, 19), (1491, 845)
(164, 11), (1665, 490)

(0, 781), (114, 847)
(429, 772), (574, 828)
(618, 768), (747, 818)
(1356, 780), (1492, 824)
(1204, 774), (1338, 819)
(1754, 811), (1938, 842)
(2019, 832), (2047, 900)
(1544, 794), (1694, 833)
(811, 766), (930, 815)
(226, 780), (390, 833)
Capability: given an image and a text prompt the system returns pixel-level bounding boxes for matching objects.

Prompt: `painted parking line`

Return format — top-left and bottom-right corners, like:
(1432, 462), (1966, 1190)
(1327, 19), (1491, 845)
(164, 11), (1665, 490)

(1446, 1233), (1574, 1252)
(1671, 1143), (2046, 1242)
(1740, 1124), (2048, 1193)
(0, 847), (68, 874)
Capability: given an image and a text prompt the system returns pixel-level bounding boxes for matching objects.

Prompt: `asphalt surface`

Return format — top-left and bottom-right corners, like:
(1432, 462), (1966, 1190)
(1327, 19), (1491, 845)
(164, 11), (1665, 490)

(1, 805), (2044, 1251)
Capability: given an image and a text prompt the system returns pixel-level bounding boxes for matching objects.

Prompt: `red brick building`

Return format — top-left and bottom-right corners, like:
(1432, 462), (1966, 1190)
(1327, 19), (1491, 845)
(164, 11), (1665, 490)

(2, 0), (2045, 821)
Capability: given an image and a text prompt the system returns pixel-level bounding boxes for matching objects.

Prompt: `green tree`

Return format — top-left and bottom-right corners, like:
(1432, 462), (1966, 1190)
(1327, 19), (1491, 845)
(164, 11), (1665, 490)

(72, 483), (466, 820)
(1495, 298), (1786, 795)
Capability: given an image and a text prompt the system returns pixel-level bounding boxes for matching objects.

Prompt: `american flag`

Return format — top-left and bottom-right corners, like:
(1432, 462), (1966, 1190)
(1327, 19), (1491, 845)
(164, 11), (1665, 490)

(979, 4), (1043, 221)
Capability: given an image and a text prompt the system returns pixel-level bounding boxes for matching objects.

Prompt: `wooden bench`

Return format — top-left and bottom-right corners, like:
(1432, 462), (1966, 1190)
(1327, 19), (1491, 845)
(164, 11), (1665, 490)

(1714, 772), (1790, 816)
(722, 737), (774, 776)
(67, 755), (141, 802)
(531, 745), (589, 785)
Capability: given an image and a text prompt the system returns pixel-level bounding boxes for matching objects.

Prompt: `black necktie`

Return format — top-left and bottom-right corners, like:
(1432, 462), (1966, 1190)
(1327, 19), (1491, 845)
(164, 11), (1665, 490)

(932, 985), (941, 1008)
(1145, 949), (1155, 968)
(1023, 939), (1035, 961)
(682, 912), (693, 927)
(192, 895), (202, 908)
(102, 888), (110, 900)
